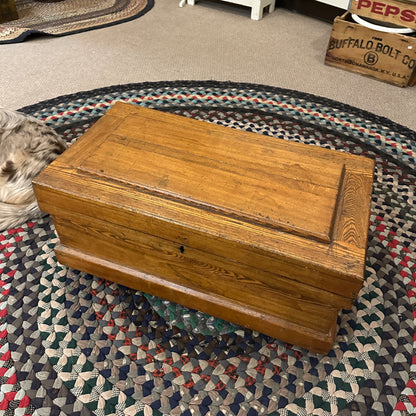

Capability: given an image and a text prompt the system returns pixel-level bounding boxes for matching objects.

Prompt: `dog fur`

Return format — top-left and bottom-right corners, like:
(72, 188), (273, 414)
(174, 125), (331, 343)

(0, 108), (67, 231)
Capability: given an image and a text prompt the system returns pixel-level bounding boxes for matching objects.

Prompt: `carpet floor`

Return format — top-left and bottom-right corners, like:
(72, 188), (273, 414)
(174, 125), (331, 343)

(1, 80), (415, 416)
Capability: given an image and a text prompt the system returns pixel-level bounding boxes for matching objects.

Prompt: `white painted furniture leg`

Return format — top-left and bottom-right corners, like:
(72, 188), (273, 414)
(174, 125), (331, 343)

(251, 0), (276, 20)
(187, 0), (196, 5)
(251, 4), (262, 20)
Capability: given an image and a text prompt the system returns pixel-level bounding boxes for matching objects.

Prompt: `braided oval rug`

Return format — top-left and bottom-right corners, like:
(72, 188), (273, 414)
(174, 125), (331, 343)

(0, 0), (154, 44)
(1, 81), (415, 416)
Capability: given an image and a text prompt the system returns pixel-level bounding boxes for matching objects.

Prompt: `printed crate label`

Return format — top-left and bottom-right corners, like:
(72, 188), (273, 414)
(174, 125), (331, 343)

(349, 0), (416, 30)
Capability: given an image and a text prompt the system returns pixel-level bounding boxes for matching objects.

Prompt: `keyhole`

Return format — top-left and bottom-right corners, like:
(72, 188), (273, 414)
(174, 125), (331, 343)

(179, 245), (185, 254)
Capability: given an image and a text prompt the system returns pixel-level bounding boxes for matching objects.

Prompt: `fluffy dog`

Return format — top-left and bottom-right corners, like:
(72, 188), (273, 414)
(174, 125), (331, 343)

(0, 108), (67, 231)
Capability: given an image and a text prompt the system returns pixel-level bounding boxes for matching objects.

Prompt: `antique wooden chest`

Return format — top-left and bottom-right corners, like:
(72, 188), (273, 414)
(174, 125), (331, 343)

(33, 102), (374, 353)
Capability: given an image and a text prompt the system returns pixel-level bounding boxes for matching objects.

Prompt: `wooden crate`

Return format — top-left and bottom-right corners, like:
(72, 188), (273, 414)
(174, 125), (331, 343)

(33, 102), (375, 354)
(325, 12), (416, 87)
(349, 0), (416, 30)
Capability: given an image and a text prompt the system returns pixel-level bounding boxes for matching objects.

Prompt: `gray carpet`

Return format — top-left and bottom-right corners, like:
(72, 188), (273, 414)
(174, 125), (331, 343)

(1, 0), (415, 130)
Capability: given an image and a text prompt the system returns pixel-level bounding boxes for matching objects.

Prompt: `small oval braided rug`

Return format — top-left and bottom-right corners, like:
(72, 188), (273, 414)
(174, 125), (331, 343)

(1, 81), (415, 416)
(0, 0), (154, 44)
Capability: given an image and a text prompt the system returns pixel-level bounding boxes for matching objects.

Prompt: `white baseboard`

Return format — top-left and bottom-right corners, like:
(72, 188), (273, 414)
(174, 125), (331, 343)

(315, 0), (349, 9)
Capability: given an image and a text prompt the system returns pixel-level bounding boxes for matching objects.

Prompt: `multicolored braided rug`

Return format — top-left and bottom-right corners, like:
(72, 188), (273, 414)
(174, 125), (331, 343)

(0, 0), (154, 44)
(1, 81), (415, 416)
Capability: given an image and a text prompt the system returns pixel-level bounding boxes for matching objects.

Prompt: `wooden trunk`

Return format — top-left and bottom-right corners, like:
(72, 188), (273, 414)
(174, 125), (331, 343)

(33, 102), (374, 354)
